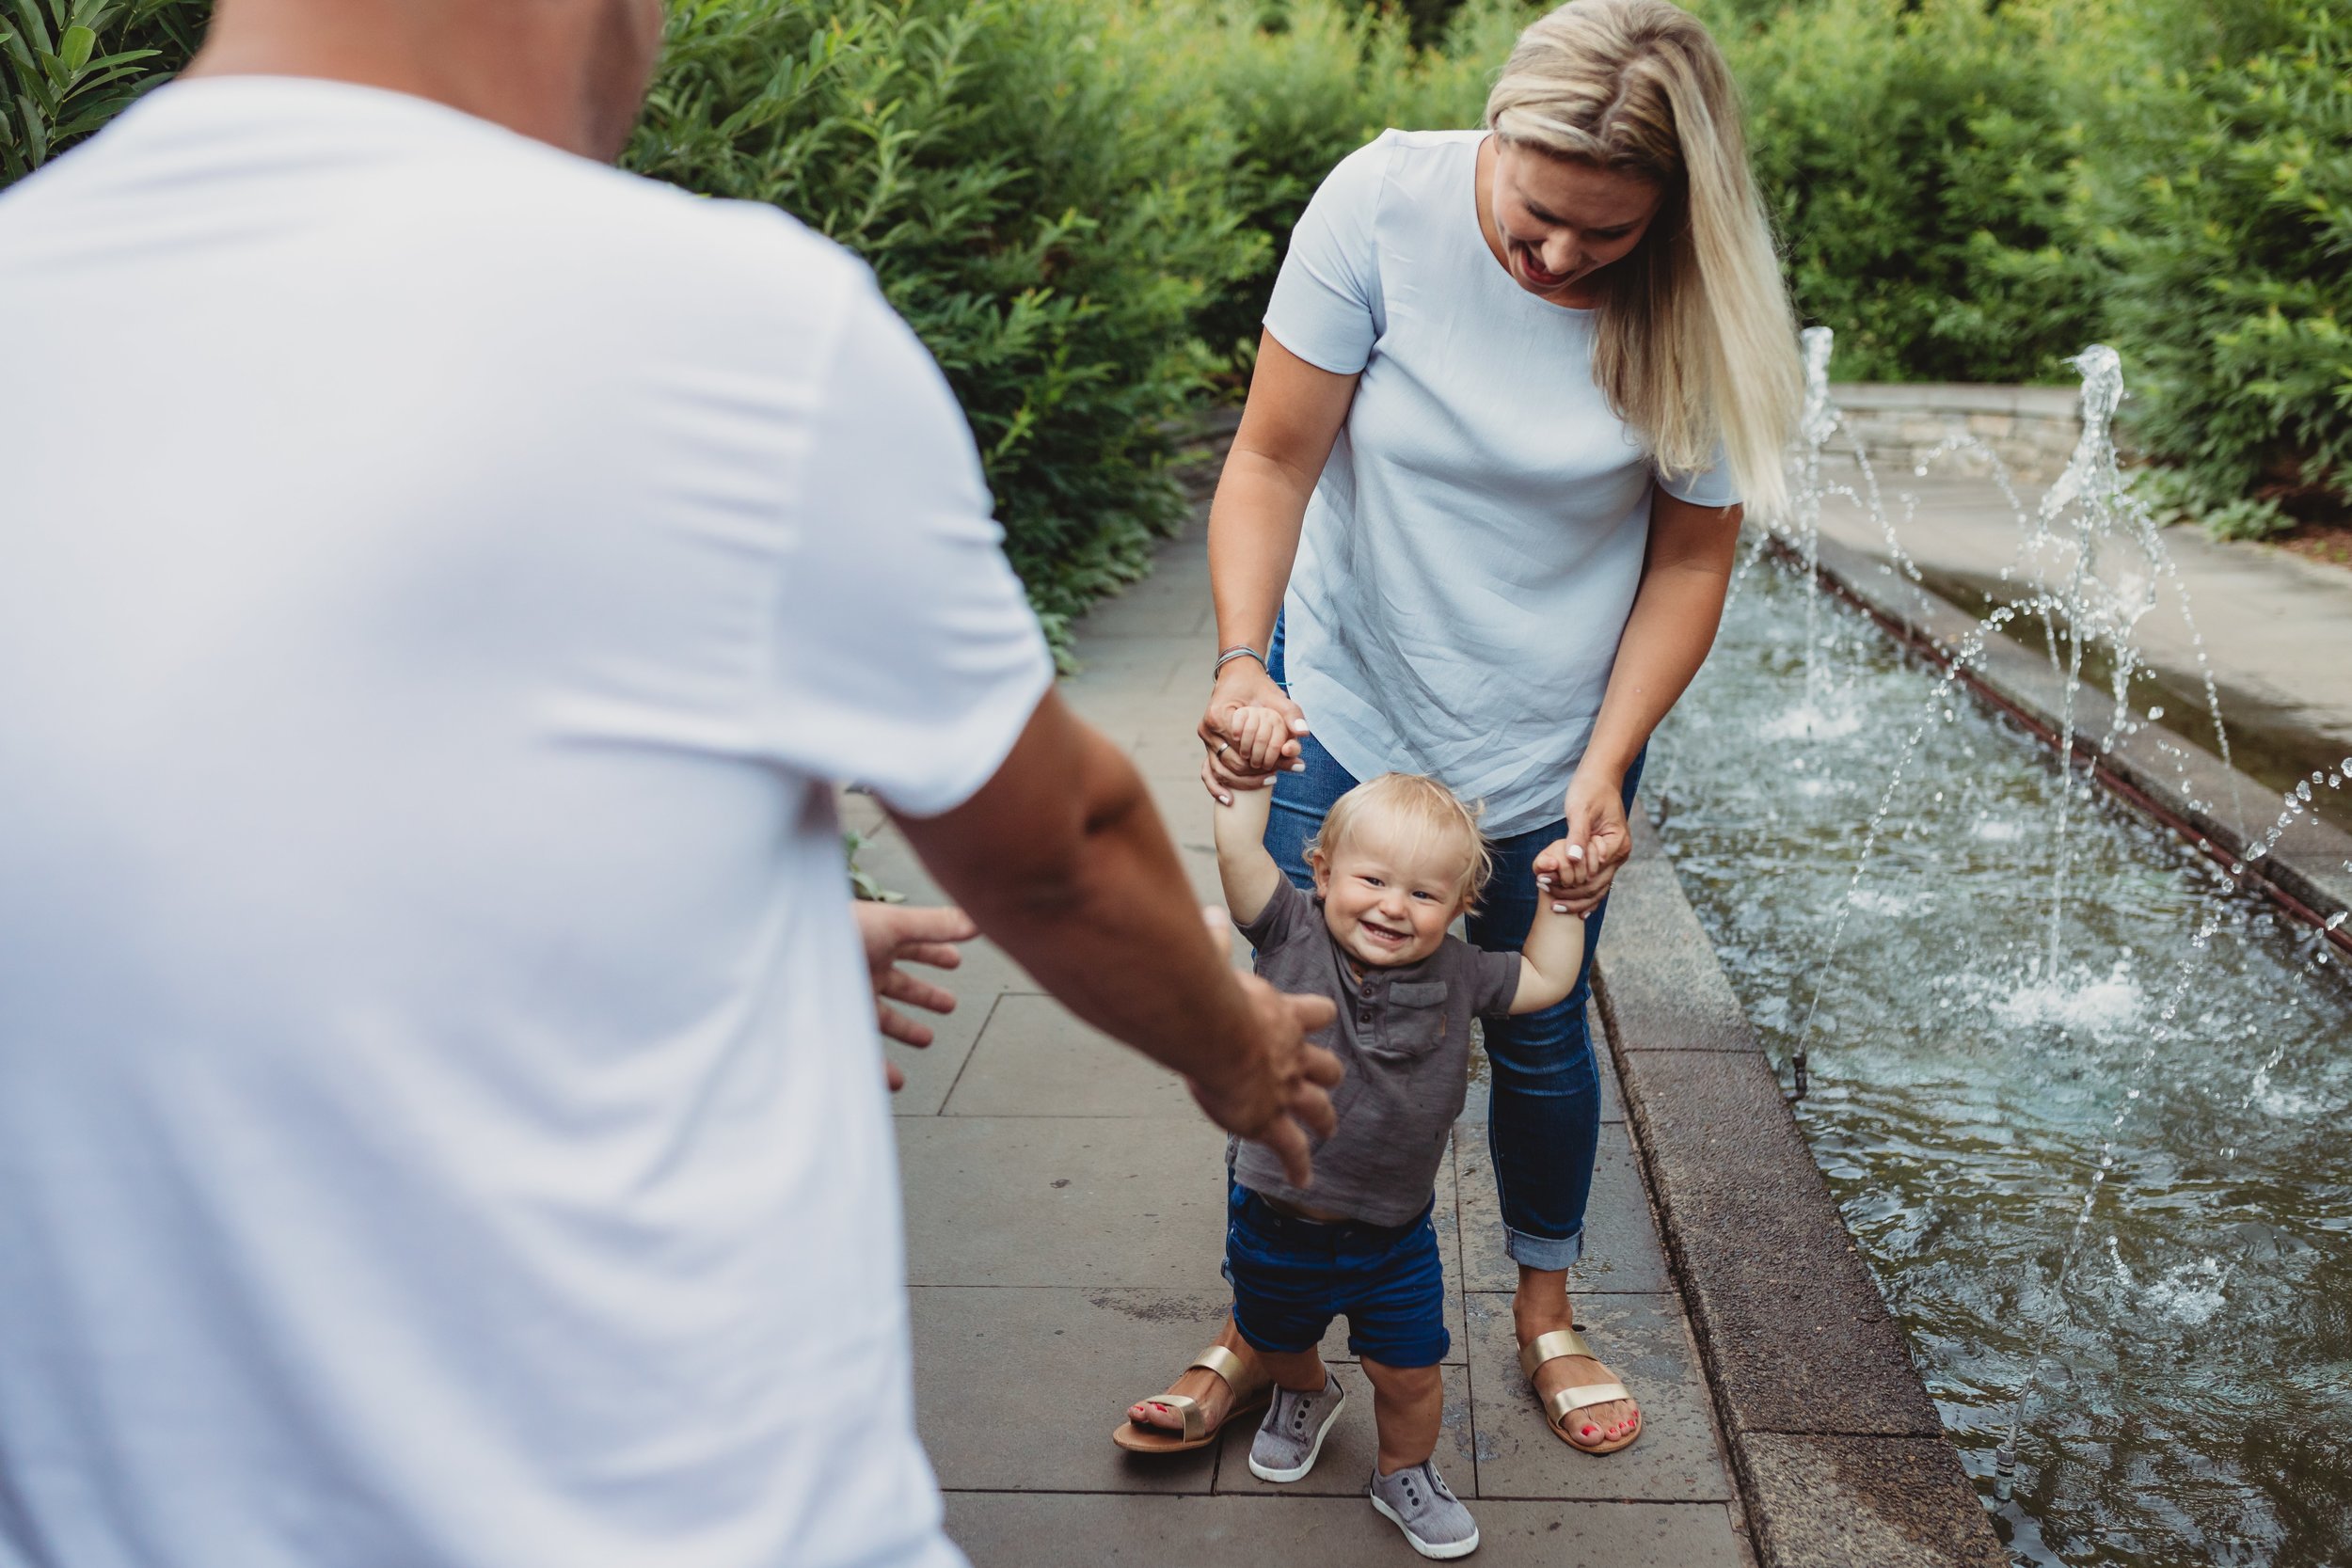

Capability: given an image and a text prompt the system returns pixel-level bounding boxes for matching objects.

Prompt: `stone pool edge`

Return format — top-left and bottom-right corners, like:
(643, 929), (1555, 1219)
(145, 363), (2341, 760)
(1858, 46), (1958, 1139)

(1593, 811), (2010, 1568)
(1781, 531), (2352, 958)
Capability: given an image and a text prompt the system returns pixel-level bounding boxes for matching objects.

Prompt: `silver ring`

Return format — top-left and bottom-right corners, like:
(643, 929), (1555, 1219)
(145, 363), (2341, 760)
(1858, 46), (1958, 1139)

(1215, 741), (1233, 759)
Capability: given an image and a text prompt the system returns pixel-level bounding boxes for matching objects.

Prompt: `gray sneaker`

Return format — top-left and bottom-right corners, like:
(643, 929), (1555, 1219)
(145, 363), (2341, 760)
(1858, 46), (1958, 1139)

(1368, 1459), (1480, 1559)
(1247, 1371), (1347, 1482)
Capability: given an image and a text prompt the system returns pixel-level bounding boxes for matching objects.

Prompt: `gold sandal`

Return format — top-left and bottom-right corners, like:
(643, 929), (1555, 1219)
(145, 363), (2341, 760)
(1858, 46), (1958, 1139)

(1519, 1325), (1640, 1455)
(1110, 1344), (1270, 1454)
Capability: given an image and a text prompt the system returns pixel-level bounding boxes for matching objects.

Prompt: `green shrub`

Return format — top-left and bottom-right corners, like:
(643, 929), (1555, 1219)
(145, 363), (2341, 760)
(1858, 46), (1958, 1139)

(1722, 0), (2103, 385)
(1156, 0), (1518, 371)
(627, 0), (1264, 654)
(2092, 0), (2350, 513)
(0, 0), (206, 186)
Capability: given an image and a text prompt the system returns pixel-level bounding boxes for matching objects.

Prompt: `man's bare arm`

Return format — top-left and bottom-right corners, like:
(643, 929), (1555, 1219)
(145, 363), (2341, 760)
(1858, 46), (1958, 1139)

(895, 690), (1341, 1180)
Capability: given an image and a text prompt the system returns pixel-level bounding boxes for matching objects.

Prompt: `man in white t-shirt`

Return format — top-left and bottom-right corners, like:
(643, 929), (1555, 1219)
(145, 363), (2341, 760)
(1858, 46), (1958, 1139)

(0, 4), (1340, 1566)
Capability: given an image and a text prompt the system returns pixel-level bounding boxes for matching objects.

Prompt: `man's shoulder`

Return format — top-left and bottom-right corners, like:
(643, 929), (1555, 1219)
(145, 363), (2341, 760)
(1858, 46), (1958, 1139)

(483, 150), (869, 307)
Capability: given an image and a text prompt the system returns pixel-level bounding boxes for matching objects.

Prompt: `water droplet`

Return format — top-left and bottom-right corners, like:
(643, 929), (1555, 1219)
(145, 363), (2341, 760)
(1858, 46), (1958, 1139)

(2327, 911), (2346, 932)
(2298, 780), (2313, 801)
(2147, 705), (2164, 721)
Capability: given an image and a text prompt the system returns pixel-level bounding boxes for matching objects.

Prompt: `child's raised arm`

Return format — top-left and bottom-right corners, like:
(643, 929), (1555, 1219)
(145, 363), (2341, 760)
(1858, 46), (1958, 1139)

(1509, 839), (1589, 1015)
(1210, 706), (1294, 925)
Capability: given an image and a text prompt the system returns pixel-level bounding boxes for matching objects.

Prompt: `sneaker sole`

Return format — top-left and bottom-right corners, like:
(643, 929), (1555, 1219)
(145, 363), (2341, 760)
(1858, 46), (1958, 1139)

(1247, 1387), (1348, 1483)
(1369, 1490), (1481, 1560)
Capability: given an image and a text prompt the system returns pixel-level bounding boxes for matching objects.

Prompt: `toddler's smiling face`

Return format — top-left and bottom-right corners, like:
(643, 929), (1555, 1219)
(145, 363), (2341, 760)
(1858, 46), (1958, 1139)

(1311, 818), (1473, 969)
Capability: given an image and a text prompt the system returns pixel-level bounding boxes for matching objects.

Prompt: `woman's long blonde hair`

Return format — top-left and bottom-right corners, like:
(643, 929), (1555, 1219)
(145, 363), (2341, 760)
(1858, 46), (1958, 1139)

(1486, 0), (1800, 517)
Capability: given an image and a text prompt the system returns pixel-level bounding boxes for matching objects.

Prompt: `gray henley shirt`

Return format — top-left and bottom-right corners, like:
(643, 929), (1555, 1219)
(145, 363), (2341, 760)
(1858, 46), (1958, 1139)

(1230, 878), (1523, 1226)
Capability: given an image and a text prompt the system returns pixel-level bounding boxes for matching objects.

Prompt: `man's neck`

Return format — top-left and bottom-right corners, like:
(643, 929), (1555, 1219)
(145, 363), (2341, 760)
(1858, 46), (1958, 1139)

(183, 0), (646, 161)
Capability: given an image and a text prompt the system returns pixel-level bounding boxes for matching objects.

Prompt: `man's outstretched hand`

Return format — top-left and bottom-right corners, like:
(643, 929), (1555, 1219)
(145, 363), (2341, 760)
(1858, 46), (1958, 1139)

(1184, 908), (1343, 1187)
(852, 901), (980, 1091)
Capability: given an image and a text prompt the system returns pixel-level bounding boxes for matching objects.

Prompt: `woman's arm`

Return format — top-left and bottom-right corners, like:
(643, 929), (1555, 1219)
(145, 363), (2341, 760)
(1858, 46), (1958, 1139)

(1550, 491), (1744, 913)
(1198, 334), (1359, 802)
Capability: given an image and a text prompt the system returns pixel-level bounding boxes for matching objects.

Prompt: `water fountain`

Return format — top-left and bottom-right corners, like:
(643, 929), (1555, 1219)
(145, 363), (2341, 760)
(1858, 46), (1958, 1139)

(1651, 332), (2352, 1565)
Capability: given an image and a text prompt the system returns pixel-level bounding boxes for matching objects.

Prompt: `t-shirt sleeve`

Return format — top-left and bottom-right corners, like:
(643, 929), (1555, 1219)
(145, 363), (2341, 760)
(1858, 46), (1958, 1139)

(1236, 875), (1312, 954)
(1658, 440), (1740, 508)
(1467, 945), (1527, 1019)
(1261, 134), (1391, 376)
(759, 273), (1055, 816)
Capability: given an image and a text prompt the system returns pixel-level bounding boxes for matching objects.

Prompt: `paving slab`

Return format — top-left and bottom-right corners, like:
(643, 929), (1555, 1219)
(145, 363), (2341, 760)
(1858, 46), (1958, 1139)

(910, 1285), (1230, 1495)
(900, 1116), (1228, 1291)
(943, 1493), (1750, 1568)
(1456, 1120), (1672, 1296)
(944, 995), (1199, 1119)
(1462, 1291), (1732, 1503)
(1211, 1361), (1476, 1497)
(1740, 1434), (2011, 1568)
(1813, 456), (2352, 776)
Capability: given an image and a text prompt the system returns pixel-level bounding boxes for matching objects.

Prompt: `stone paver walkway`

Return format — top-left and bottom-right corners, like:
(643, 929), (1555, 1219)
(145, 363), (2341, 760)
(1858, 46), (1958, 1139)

(842, 508), (1753, 1568)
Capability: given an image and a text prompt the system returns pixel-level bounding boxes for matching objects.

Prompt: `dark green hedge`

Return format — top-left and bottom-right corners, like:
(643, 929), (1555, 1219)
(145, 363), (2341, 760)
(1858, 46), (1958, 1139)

(9, 0), (2342, 560)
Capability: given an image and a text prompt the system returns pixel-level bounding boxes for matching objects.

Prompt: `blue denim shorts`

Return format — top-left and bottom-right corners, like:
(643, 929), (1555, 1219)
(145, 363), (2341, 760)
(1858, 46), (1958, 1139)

(1222, 1183), (1450, 1369)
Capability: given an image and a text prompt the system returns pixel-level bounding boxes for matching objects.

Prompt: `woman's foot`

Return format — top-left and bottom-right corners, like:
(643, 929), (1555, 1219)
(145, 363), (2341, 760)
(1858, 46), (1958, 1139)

(1515, 1287), (1639, 1451)
(1124, 1319), (1265, 1438)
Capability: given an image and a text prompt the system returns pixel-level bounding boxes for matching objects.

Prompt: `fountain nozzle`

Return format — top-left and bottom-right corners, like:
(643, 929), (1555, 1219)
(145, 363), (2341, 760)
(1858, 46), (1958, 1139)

(1788, 1048), (1809, 1101)
(1992, 1443), (2017, 1503)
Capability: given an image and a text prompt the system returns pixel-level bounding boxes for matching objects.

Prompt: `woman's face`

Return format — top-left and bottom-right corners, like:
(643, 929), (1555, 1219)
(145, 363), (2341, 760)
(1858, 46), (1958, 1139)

(1485, 138), (1665, 306)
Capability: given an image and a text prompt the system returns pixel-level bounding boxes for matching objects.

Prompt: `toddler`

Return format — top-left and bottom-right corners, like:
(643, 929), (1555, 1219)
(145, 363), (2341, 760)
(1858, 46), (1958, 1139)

(1211, 706), (1590, 1560)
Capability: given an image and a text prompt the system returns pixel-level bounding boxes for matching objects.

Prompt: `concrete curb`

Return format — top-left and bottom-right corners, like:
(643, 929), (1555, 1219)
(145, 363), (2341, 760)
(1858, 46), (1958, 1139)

(1594, 812), (2008, 1568)
(1781, 531), (2352, 958)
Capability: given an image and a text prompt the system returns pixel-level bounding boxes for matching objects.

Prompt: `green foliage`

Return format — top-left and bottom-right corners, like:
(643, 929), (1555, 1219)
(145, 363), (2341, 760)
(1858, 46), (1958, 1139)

(11, 0), (2343, 569)
(2129, 462), (2296, 541)
(0, 0), (205, 186)
(1723, 0), (2104, 384)
(627, 0), (1266, 653)
(1152, 0), (1514, 368)
(2091, 0), (2351, 511)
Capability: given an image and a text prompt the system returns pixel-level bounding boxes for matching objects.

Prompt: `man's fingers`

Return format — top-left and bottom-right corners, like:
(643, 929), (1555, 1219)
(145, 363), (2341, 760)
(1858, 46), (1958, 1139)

(874, 903), (979, 947)
(885, 1059), (907, 1092)
(878, 970), (957, 1015)
(1259, 1115), (1315, 1189)
(1284, 990), (1338, 1036)
(1288, 1067), (1340, 1144)
(877, 1004), (934, 1048)
(894, 941), (965, 973)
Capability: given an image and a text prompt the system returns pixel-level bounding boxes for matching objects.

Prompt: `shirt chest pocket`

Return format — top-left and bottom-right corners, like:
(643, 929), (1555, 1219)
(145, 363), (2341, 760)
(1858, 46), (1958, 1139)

(1375, 981), (1452, 1056)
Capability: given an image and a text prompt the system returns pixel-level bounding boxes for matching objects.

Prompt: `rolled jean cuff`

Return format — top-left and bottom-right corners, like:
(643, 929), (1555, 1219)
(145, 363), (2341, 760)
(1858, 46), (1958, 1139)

(1503, 1222), (1585, 1272)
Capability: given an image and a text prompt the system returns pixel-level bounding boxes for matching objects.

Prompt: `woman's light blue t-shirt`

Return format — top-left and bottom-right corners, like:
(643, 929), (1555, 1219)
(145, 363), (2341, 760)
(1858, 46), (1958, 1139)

(1265, 129), (1738, 836)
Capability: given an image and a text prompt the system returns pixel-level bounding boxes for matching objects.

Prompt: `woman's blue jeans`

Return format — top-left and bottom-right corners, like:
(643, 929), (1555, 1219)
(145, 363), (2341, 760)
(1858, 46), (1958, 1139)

(1263, 624), (1639, 1272)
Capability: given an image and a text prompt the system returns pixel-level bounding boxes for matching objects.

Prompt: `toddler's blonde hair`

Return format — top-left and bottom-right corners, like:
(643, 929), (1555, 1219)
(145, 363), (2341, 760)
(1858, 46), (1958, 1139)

(1304, 773), (1494, 910)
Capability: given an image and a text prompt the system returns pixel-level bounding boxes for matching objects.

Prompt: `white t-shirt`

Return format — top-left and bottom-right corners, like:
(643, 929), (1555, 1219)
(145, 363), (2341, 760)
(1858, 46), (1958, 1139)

(0, 78), (1051, 1568)
(1265, 130), (1738, 836)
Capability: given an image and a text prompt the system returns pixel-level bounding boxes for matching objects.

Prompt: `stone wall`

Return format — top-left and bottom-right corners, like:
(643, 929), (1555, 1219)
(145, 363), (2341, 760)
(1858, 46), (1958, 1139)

(1827, 383), (2081, 483)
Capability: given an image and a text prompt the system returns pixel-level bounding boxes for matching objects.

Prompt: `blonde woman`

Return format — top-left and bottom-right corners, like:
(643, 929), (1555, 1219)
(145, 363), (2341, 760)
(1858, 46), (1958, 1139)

(1115, 0), (1798, 1463)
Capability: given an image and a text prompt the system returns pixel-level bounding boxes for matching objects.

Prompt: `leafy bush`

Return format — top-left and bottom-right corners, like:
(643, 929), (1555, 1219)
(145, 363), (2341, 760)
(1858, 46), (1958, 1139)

(0, 0), (206, 185)
(2092, 0), (2350, 516)
(1722, 0), (2104, 385)
(627, 0), (1266, 654)
(1152, 0), (1516, 368)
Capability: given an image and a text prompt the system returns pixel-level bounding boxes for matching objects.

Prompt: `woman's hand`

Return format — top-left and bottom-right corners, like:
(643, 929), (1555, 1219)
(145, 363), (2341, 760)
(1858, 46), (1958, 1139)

(1198, 659), (1309, 804)
(1551, 768), (1634, 915)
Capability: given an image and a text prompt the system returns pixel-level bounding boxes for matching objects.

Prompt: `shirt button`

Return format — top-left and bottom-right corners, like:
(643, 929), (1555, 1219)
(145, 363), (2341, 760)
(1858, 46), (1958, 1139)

(1358, 1009), (1373, 1024)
